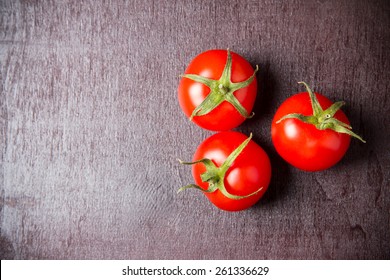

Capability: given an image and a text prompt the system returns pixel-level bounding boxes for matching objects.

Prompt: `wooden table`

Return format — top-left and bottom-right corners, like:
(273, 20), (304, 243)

(1, 0), (389, 259)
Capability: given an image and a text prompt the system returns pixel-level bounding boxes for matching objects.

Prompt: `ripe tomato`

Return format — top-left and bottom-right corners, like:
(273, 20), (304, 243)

(271, 82), (365, 171)
(178, 49), (258, 131)
(179, 131), (271, 211)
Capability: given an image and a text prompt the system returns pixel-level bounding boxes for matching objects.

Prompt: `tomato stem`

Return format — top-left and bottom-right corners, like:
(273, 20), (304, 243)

(182, 49), (258, 120)
(178, 133), (263, 200)
(276, 82), (366, 143)
(218, 84), (228, 95)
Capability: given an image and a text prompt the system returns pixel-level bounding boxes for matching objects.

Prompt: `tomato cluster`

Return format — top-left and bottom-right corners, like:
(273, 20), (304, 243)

(177, 49), (365, 211)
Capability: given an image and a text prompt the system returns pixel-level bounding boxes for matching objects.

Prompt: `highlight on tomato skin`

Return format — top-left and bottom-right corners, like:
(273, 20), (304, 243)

(178, 49), (258, 131)
(178, 131), (272, 211)
(271, 82), (365, 172)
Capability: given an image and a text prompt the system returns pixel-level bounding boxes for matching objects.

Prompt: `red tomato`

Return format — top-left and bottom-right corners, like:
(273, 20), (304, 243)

(178, 49), (258, 131)
(179, 131), (271, 211)
(271, 82), (364, 171)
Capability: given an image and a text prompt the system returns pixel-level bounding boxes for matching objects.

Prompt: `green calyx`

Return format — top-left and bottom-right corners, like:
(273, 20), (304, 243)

(178, 133), (263, 200)
(182, 49), (258, 120)
(276, 82), (366, 143)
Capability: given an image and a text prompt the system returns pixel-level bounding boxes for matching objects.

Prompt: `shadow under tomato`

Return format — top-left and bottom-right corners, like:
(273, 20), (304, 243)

(254, 145), (291, 208)
(235, 62), (291, 207)
(335, 103), (371, 169)
(244, 61), (278, 125)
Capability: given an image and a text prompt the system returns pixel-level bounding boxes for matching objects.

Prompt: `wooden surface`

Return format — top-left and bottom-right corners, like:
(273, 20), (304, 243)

(1, 0), (389, 260)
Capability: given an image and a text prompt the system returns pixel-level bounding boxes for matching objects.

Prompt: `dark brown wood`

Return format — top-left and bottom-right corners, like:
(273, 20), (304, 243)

(0, 0), (389, 259)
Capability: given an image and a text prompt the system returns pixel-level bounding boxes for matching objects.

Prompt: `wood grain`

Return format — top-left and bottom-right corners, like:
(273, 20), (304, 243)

(1, 0), (389, 259)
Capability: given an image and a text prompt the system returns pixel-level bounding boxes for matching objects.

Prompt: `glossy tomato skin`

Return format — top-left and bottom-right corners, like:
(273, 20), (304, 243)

(271, 92), (351, 171)
(178, 50), (257, 131)
(192, 131), (271, 211)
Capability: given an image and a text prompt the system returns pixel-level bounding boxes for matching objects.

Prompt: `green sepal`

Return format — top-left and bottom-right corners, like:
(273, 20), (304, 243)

(182, 49), (258, 119)
(322, 101), (346, 119)
(276, 113), (317, 125)
(177, 183), (218, 194)
(177, 133), (264, 200)
(276, 82), (366, 143)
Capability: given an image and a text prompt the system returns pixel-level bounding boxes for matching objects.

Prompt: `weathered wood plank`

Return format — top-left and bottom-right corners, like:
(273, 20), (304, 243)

(0, 0), (389, 259)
